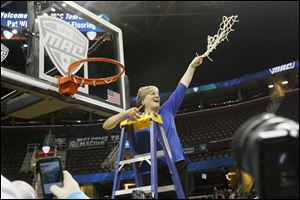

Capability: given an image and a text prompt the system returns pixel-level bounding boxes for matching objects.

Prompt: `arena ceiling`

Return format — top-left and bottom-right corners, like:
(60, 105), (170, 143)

(75, 1), (299, 94)
(1, 1), (299, 95)
(1, 1), (299, 124)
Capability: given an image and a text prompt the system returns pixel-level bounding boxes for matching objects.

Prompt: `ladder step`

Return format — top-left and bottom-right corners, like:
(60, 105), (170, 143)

(115, 185), (175, 196)
(119, 150), (165, 165)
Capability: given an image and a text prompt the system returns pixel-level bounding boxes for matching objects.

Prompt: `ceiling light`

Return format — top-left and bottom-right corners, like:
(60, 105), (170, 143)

(87, 31), (97, 40)
(42, 146), (50, 154)
(3, 30), (13, 39)
(268, 84), (274, 88)
(282, 81), (288, 85)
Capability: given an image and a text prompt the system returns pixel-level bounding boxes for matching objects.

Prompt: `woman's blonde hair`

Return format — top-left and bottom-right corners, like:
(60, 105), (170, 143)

(136, 86), (159, 108)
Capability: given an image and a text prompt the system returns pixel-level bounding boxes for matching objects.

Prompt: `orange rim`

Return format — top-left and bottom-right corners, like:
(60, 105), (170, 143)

(67, 57), (125, 86)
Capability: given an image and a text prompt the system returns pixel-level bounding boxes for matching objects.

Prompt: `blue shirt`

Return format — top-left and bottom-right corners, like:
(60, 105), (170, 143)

(67, 192), (89, 199)
(131, 83), (187, 172)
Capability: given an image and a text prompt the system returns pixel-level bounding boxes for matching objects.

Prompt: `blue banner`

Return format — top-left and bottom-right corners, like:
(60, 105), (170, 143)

(131, 60), (299, 104)
(73, 156), (236, 184)
(187, 156), (236, 172)
(1, 12), (109, 32)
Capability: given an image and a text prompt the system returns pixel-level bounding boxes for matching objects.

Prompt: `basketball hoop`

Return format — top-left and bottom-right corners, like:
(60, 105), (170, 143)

(58, 57), (125, 95)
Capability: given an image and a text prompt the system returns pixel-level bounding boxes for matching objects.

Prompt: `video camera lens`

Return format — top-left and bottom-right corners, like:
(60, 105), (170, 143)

(232, 113), (299, 199)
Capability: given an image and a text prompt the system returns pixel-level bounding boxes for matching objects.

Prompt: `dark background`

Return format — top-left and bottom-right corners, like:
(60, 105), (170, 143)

(2, 1), (299, 96)
(94, 1), (299, 95)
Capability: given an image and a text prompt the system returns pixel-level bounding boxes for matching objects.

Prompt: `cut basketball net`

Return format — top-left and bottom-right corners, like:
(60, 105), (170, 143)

(197, 15), (239, 61)
(58, 57), (125, 96)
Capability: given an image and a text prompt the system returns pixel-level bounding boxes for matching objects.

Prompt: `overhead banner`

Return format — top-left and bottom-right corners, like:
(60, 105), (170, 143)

(268, 61), (296, 75)
(68, 135), (120, 149)
(184, 60), (299, 95)
(1, 12), (109, 32)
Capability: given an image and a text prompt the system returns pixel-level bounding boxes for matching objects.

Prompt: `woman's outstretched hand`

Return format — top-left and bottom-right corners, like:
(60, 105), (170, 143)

(189, 56), (203, 68)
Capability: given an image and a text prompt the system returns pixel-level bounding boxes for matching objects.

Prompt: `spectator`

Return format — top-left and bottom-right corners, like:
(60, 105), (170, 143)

(1, 170), (89, 199)
(1, 175), (37, 199)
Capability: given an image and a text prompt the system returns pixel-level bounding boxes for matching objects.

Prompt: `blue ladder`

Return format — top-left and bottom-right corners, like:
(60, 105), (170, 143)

(111, 113), (186, 199)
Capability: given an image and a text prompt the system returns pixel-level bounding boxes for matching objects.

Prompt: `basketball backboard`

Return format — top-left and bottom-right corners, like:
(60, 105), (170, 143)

(1, 1), (128, 119)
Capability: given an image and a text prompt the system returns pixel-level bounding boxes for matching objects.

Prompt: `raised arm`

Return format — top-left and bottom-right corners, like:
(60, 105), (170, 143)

(180, 56), (203, 88)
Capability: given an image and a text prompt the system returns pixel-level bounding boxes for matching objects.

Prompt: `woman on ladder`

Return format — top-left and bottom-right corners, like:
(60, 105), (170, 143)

(103, 55), (203, 199)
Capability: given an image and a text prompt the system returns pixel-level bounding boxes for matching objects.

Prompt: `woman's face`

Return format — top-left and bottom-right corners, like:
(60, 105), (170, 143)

(143, 89), (160, 112)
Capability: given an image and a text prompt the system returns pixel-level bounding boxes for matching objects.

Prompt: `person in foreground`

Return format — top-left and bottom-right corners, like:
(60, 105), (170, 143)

(1, 170), (89, 199)
(103, 55), (203, 198)
(50, 171), (89, 199)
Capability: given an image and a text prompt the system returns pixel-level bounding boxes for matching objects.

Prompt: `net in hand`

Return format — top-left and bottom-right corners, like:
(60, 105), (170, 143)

(200, 15), (239, 61)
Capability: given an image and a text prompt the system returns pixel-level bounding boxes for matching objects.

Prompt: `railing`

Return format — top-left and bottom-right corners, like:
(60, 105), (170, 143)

(176, 88), (299, 119)
(266, 96), (285, 113)
(101, 143), (119, 168)
(27, 143), (40, 152)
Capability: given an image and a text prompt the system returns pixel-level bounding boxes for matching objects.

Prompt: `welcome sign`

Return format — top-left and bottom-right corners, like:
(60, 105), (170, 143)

(1, 12), (109, 32)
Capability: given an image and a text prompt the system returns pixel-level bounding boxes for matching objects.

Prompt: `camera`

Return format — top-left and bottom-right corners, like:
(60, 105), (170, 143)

(232, 113), (299, 199)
